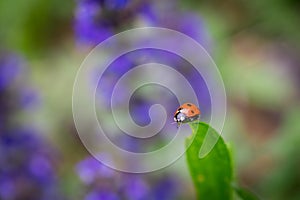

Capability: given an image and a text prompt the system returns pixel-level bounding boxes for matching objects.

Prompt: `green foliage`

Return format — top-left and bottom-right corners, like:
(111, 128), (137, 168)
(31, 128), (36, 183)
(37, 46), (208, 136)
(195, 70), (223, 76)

(185, 122), (233, 199)
(185, 122), (260, 200)
(0, 0), (73, 56)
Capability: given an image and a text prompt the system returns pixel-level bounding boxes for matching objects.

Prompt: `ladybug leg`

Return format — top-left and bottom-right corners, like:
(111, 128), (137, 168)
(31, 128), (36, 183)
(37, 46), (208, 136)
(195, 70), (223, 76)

(177, 121), (181, 128)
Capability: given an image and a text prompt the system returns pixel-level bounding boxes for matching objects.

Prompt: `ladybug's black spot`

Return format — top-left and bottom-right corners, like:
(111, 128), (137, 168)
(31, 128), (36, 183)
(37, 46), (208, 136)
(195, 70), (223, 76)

(187, 103), (192, 106)
(191, 110), (194, 114)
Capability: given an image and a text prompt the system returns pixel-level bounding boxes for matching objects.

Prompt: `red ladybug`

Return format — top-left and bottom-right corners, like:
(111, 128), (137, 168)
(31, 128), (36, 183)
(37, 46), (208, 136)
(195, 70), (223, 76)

(174, 103), (201, 127)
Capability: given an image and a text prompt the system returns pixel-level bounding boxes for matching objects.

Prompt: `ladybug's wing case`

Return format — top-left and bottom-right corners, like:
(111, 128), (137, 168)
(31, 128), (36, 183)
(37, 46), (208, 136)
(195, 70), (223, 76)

(182, 103), (200, 117)
(173, 108), (182, 117)
(189, 104), (201, 116)
(174, 104), (201, 126)
(175, 104), (200, 116)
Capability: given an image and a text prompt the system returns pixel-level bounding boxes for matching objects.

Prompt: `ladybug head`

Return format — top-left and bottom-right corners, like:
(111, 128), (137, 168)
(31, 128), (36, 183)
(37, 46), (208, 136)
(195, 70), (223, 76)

(174, 112), (187, 123)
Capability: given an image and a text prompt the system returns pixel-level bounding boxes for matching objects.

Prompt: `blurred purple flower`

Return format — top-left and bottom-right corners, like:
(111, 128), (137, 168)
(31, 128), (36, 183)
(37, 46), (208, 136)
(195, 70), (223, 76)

(29, 154), (54, 182)
(75, 0), (210, 47)
(74, 2), (212, 199)
(0, 53), (40, 131)
(0, 177), (15, 200)
(75, 0), (123, 46)
(74, 0), (157, 47)
(151, 7), (211, 50)
(76, 0), (212, 118)
(153, 175), (180, 200)
(0, 53), (23, 91)
(76, 156), (181, 200)
(122, 176), (149, 200)
(0, 52), (65, 200)
(0, 129), (64, 200)
(20, 87), (40, 109)
(101, 0), (129, 10)
(85, 190), (120, 200)
(129, 97), (152, 126)
(75, 0), (113, 46)
(76, 154), (115, 184)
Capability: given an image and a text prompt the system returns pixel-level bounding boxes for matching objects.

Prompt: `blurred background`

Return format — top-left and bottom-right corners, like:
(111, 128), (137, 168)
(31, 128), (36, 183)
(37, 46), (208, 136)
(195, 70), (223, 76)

(0, 0), (300, 199)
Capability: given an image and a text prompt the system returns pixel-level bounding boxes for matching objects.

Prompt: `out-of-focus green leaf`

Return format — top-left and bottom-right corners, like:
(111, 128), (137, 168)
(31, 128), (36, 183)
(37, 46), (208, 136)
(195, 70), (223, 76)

(0, 0), (74, 56)
(185, 122), (233, 200)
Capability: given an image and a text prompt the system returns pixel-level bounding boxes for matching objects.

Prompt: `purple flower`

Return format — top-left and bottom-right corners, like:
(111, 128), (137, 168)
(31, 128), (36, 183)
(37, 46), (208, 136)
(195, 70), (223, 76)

(74, 2), (212, 199)
(20, 87), (40, 109)
(95, 56), (134, 107)
(28, 154), (54, 182)
(151, 9), (211, 50)
(0, 128), (64, 200)
(75, 0), (212, 121)
(74, 0), (155, 47)
(0, 53), (40, 132)
(76, 155), (181, 199)
(122, 176), (149, 200)
(0, 53), (23, 91)
(74, 0), (124, 46)
(85, 190), (120, 200)
(75, 0), (113, 46)
(0, 177), (15, 200)
(76, 154), (115, 184)
(153, 175), (180, 200)
(100, 0), (129, 10)
(74, 0), (211, 50)
(0, 52), (65, 200)
(129, 96), (153, 126)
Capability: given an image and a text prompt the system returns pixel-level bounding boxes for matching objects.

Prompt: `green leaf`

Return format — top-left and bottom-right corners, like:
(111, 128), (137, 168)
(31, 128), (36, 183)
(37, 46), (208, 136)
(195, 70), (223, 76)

(185, 122), (233, 200)
(233, 185), (260, 200)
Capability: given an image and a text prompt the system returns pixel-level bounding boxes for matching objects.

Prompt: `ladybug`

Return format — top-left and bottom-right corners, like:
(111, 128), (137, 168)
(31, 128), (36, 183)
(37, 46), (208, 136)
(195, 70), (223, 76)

(174, 103), (201, 127)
